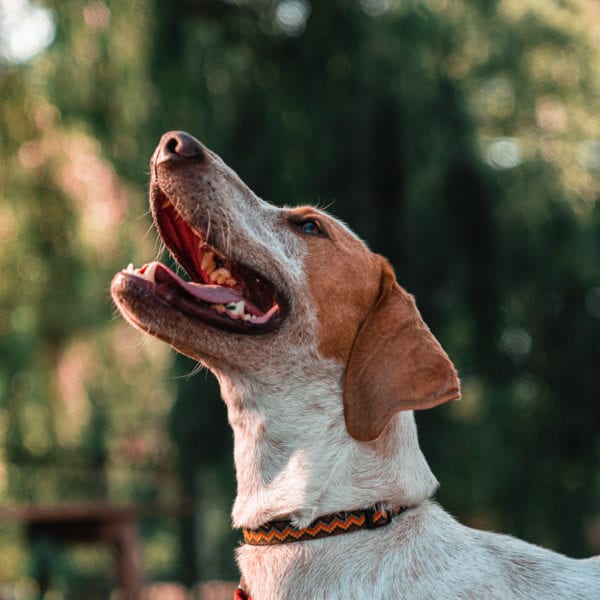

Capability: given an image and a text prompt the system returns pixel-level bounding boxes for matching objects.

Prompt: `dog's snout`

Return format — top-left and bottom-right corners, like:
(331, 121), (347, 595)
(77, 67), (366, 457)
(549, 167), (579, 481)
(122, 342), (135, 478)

(155, 131), (204, 165)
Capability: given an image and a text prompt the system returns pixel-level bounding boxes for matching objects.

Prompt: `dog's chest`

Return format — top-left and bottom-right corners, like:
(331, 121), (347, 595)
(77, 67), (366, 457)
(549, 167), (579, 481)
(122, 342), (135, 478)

(236, 527), (411, 600)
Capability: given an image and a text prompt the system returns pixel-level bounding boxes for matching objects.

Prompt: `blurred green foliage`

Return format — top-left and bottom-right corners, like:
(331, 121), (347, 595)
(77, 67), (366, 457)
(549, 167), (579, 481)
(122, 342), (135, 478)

(1, 0), (600, 595)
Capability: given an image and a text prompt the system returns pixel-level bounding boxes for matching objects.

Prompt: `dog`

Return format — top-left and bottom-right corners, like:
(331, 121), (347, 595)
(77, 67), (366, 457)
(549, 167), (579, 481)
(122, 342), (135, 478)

(111, 131), (600, 599)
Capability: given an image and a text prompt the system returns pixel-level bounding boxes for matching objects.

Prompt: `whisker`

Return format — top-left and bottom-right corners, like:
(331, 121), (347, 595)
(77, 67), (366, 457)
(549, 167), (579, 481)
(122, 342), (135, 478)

(170, 361), (208, 380)
(202, 207), (212, 244)
(141, 220), (156, 244)
(315, 197), (336, 212)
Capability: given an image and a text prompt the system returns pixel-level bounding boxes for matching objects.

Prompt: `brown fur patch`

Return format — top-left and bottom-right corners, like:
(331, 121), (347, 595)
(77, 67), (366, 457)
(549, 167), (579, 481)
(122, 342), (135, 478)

(343, 262), (460, 441)
(294, 207), (460, 441)
(294, 207), (382, 362)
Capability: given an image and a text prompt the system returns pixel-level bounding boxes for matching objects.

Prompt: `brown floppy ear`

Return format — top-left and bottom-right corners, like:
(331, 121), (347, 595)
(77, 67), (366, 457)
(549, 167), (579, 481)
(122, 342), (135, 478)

(343, 259), (460, 442)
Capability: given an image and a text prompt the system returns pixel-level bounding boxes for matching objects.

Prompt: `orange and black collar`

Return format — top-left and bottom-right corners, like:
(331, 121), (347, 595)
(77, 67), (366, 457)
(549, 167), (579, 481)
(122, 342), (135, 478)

(242, 504), (406, 546)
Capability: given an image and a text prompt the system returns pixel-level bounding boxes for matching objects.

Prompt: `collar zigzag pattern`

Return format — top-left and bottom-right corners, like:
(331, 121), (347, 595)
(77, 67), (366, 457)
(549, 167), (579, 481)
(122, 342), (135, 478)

(242, 505), (405, 546)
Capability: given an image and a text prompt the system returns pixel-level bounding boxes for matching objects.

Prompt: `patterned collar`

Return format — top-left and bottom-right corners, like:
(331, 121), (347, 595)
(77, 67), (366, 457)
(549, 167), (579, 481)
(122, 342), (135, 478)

(242, 504), (406, 546)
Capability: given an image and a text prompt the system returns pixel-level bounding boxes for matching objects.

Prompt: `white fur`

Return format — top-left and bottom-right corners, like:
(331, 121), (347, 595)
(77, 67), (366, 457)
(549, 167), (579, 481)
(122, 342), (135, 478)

(114, 133), (600, 599)
(226, 359), (600, 599)
(202, 178), (600, 598)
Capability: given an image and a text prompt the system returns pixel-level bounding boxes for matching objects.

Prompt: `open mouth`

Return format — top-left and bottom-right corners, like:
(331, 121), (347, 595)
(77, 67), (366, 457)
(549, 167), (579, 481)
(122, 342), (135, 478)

(121, 186), (284, 334)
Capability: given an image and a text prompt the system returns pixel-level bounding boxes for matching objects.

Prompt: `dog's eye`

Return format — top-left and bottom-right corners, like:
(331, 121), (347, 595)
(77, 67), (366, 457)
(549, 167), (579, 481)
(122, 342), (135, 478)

(301, 221), (320, 235)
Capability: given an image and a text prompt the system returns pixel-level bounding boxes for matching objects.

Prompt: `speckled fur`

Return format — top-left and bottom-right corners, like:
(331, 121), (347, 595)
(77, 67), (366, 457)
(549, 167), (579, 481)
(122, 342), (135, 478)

(112, 132), (600, 600)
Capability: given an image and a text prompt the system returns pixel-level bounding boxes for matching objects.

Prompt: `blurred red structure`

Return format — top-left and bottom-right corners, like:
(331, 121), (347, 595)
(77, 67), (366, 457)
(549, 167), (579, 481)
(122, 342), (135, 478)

(0, 504), (143, 599)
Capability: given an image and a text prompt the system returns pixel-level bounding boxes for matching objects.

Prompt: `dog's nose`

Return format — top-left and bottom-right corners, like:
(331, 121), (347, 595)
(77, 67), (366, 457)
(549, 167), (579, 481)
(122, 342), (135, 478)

(155, 131), (204, 165)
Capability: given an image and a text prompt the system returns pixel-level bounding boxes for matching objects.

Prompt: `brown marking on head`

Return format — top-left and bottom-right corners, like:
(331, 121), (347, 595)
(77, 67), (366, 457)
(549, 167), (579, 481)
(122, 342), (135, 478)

(297, 207), (460, 441)
(297, 207), (382, 362)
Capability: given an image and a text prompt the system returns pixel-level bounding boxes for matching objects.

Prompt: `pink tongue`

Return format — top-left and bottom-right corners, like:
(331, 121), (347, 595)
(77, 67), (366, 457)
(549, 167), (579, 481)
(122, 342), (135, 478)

(183, 281), (244, 303)
(150, 262), (244, 303)
(147, 262), (263, 315)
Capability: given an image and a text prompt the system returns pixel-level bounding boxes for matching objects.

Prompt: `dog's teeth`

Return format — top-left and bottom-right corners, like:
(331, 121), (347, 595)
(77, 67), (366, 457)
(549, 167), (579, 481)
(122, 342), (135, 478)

(126, 263), (135, 272)
(201, 251), (216, 273)
(209, 268), (230, 283)
(210, 268), (230, 285)
(225, 301), (245, 316)
(226, 278), (237, 286)
(143, 262), (158, 283)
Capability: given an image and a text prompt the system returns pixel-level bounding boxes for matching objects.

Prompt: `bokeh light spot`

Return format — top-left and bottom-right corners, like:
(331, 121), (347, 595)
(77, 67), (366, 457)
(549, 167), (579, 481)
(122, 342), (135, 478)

(485, 137), (522, 170)
(275, 0), (311, 36)
(499, 327), (532, 362)
(83, 1), (110, 31)
(359, 0), (389, 16)
(0, 0), (55, 64)
(577, 140), (600, 171)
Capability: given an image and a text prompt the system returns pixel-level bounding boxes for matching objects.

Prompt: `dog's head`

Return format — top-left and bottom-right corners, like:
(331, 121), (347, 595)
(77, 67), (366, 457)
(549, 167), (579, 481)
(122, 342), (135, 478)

(111, 131), (460, 442)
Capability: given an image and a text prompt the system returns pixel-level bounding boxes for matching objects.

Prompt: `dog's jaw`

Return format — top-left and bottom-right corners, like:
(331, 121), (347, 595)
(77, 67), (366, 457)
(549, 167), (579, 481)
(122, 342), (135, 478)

(111, 133), (306, 370)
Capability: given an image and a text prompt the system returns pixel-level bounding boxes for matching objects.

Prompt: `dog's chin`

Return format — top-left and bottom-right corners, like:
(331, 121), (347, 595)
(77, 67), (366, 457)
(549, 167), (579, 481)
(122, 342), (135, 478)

(110, 269), (288, 363)
(112, 271), (283, 334)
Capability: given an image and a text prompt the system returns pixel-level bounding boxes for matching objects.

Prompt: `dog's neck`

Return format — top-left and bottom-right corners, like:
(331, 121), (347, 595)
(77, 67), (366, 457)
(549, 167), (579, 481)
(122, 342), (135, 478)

(213, 361), (439, 530)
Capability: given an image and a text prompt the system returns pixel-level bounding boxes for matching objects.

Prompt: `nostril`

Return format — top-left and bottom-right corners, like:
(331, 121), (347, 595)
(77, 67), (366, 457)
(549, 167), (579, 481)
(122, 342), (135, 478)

(165, 137), (179, 155)
(157, 131), (204, 164)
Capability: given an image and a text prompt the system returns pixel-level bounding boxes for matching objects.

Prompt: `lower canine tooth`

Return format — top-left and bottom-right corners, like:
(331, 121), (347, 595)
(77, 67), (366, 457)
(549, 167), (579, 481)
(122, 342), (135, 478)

(225, 301), (245, 316)
(143, 262), (158, 283)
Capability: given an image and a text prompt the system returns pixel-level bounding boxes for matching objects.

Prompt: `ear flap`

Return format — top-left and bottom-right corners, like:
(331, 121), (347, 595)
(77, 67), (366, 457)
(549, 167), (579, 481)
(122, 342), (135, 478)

(343, 260), (461, 442)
